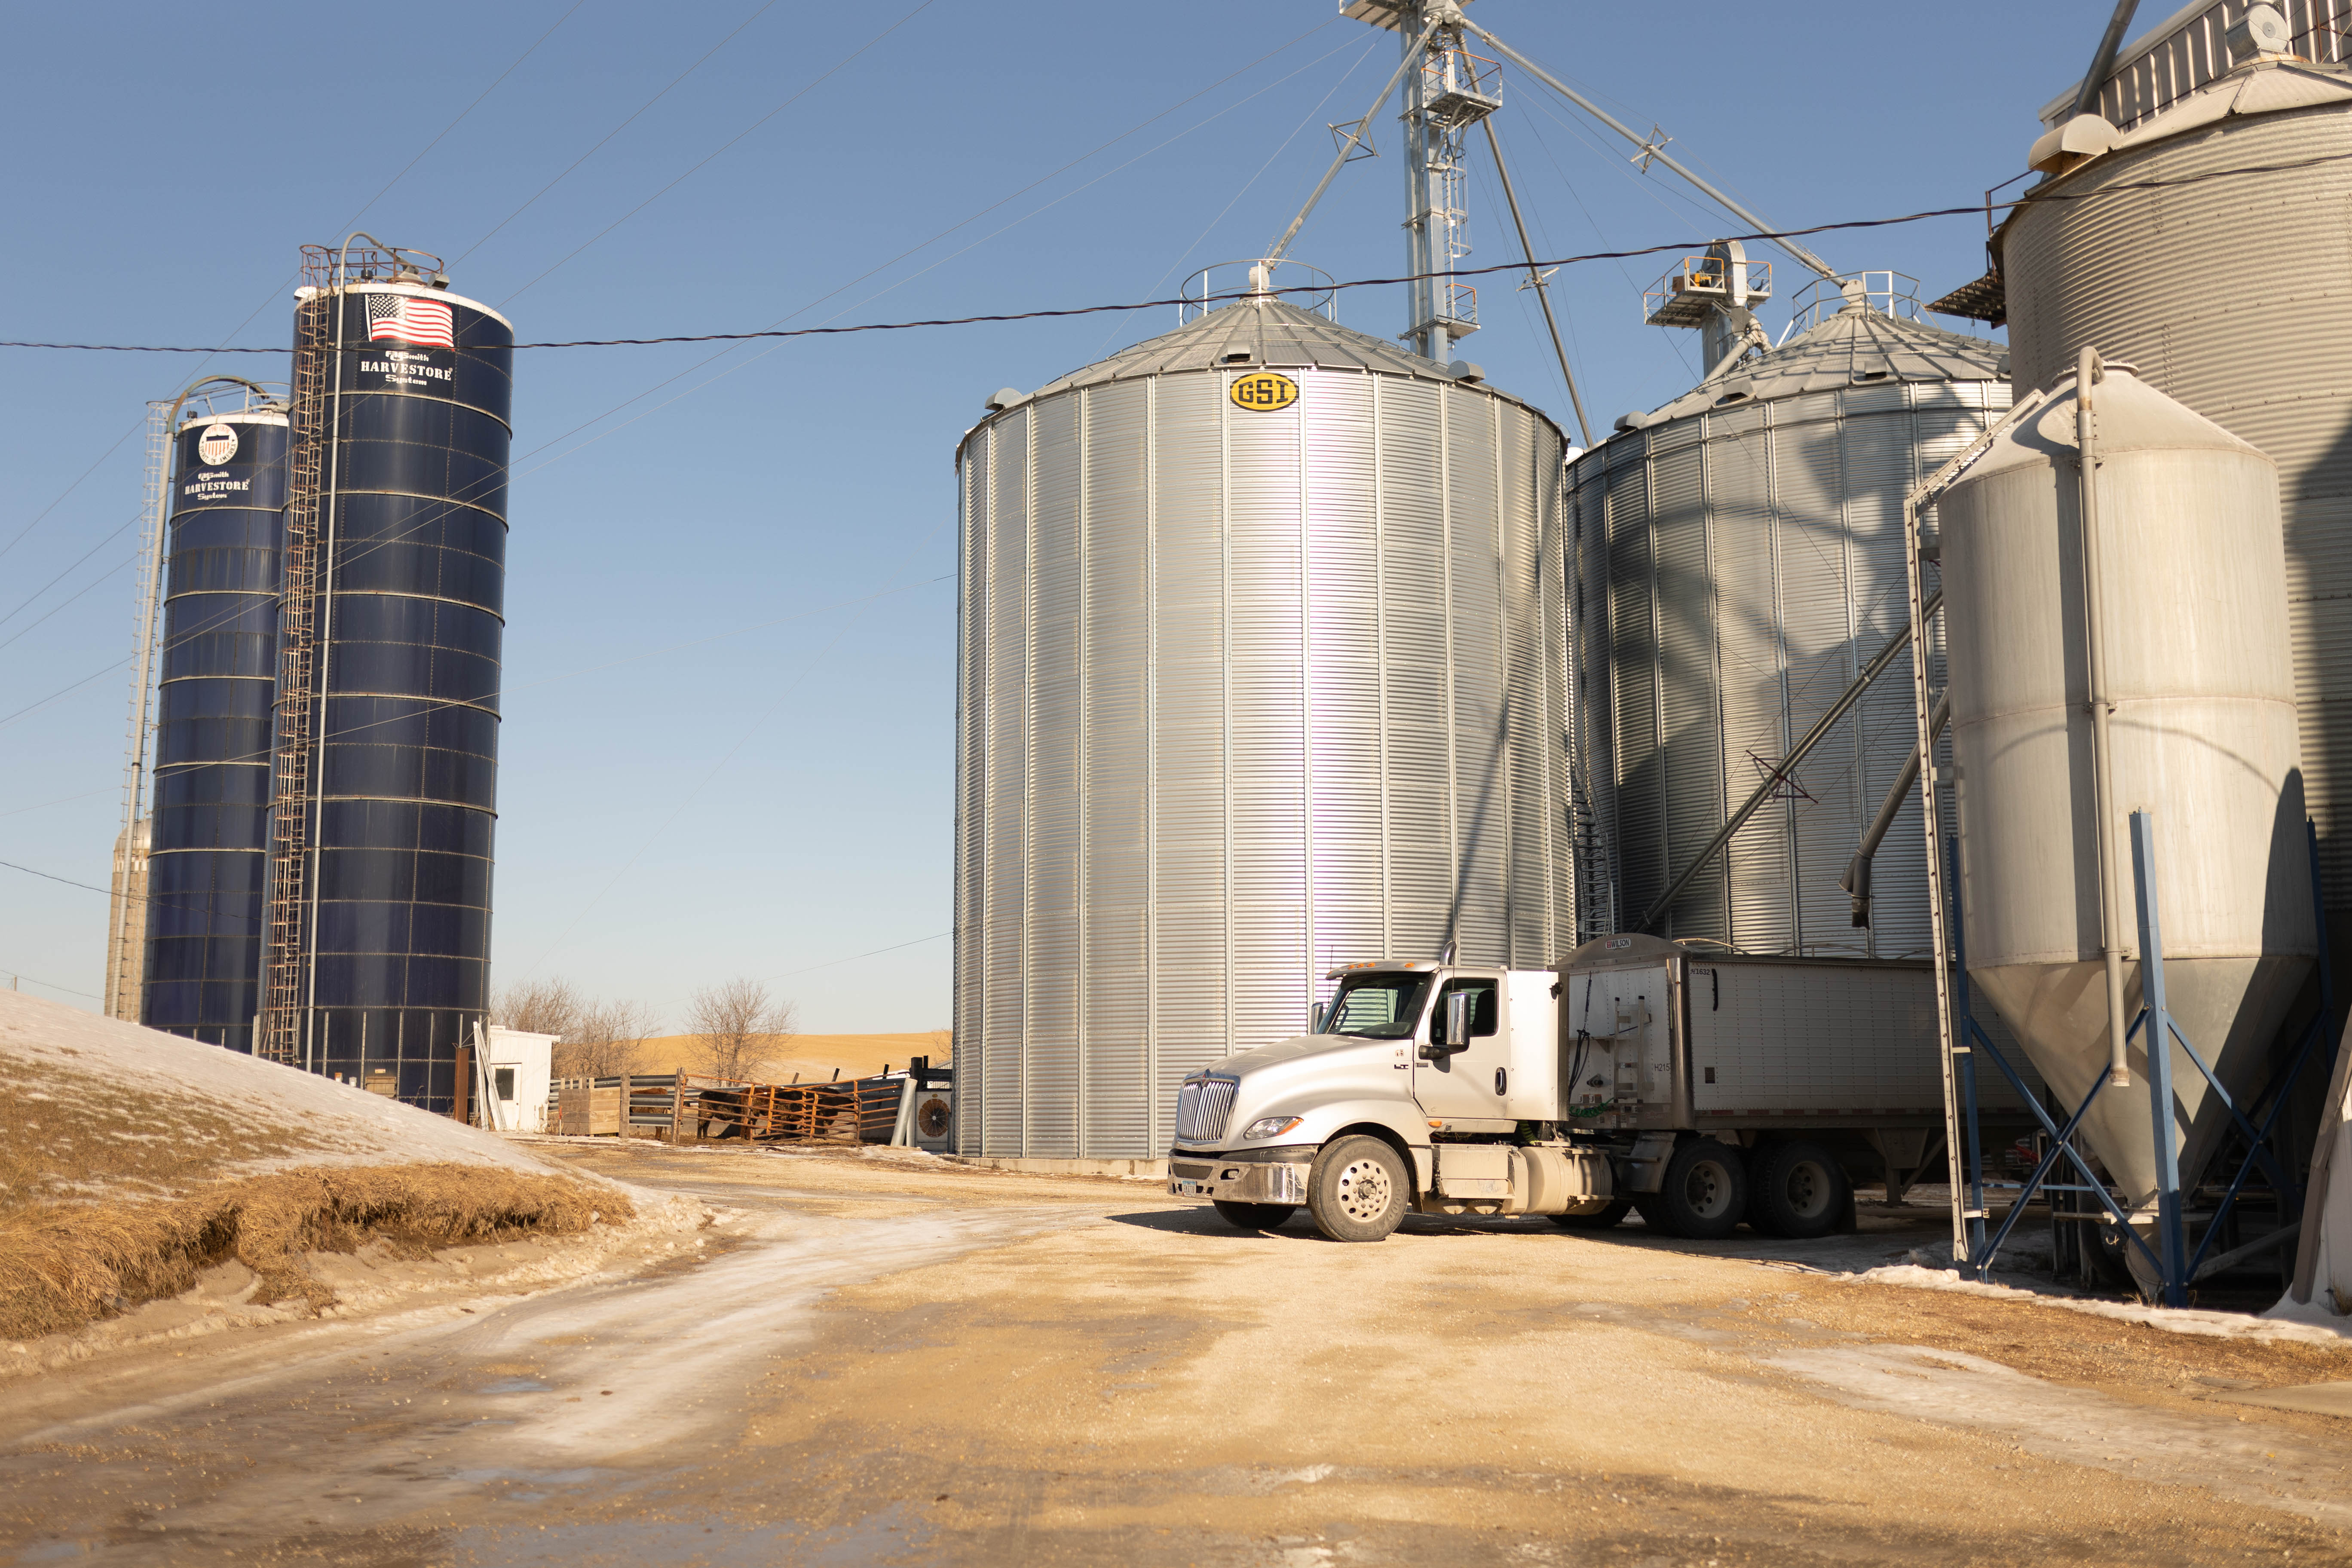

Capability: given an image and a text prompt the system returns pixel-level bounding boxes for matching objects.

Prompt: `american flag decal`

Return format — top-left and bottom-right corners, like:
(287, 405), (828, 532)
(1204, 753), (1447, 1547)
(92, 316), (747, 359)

(366, 293), (456, 349)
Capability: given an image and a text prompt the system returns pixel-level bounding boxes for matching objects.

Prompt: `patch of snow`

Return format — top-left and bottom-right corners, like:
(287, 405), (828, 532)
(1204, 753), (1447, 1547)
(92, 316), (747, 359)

(1845, 1263), (2352, 1346)
(2262, 1292), (2352, 1339)
(0, 990), (556, 1179)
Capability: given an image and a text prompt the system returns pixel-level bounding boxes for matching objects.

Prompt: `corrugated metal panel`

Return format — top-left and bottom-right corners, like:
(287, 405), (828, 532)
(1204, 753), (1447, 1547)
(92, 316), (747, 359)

(1306, 371), (1386, 976)
(1228, 367), (1308, 1051)
(1088, 379), (1153, 1156)
(1650, 424), (1721, 941)
(1447, 388), (1509, 965)
(1148, 370), (1226, 1148)
(1027, 395), (1081, 1156)
(1605, 438), (1662, 931)
(1708, 414), (1792, 954)
(954, 436), (987, 1153)
(2006, 91), (2352, 908)
(1770, 404), (1859, 953)
(1381, 376), (1456, 962)
(1501, 404), (1553, 965)
(983, 407), (1031, 1156)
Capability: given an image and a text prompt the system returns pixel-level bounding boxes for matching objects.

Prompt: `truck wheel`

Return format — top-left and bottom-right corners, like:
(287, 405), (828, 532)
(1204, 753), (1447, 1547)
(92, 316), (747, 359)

(1211, 1200), (1296, 1232)
(1549, 1199), (1632, 1230)
(1305, 1135), (1408, 1243)
(1642, 1138), (1748, 1240)
(1748, 1141), (1849, 1240)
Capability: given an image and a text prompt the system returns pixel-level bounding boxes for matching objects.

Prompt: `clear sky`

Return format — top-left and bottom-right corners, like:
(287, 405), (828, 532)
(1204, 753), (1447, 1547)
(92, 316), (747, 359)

(0, 0), (2086, 1032)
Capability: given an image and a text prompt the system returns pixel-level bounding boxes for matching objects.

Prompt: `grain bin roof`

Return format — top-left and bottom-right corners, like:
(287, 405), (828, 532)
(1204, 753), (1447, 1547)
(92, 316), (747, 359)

(1622, 301), (2005, 429)
(1025, 297), (1455, 398)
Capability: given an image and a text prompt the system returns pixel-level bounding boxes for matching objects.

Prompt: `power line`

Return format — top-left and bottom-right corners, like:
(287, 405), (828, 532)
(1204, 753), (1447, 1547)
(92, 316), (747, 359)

(499, 0), (937, 303)
(24, 145), (2352, 359)
(455, 0), (785, 269)
(0, 967), (101, 1002)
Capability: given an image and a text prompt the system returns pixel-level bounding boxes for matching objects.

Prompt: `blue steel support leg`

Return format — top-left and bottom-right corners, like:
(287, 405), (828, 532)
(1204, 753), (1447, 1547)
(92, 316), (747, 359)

(1946, 835), (1989, 1270)
(2129, 810), (2190, 1307)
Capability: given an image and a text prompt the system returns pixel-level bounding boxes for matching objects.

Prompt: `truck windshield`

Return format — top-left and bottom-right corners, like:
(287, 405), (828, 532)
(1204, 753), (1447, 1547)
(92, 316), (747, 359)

(1320, 973), (1432, 1038)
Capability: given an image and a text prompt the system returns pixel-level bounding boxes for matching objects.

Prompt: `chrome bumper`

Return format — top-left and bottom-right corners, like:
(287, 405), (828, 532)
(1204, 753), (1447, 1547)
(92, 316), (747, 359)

(1167, 1151), (1311, 1205)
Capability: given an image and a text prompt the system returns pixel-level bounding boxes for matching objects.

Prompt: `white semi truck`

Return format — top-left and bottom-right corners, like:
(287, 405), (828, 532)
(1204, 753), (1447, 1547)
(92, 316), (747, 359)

(1166, 934), (1997, 1243)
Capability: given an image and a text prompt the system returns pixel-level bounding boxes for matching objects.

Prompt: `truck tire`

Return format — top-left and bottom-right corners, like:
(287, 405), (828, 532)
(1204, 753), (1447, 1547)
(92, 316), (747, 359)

(1641, 1138), (1748, 1240)
(1305, 1135), (1409, 1243)
(1549, 1199), (1632, 1230)
(1747, 1140), (1850, 1239)
(1211, 1200), (1296, 1232)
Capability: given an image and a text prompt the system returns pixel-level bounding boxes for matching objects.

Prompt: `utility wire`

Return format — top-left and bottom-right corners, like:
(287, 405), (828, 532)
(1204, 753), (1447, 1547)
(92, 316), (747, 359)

(500, 0), (938, 303)
(29, 146), (2346, 358)
(0, 966), (101, 1002)
(456, 0), (784, 267)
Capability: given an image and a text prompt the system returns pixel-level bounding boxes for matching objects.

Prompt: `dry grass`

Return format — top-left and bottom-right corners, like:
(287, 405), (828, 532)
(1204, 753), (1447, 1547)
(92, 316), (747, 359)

(0, 1053), (336, 1211)
(0, 1163), (626, 1342)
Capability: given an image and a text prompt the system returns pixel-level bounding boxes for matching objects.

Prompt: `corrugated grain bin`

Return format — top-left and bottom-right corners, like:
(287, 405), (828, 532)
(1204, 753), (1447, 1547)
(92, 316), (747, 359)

(953, 294), (1572, 1159)
(1567, 288), (2009, 954)
(2001, 53), (2352, 921)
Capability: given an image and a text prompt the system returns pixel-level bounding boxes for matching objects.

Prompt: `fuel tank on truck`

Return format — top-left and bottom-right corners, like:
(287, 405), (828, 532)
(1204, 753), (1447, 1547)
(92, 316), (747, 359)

(1937, 364), (2315, 1210)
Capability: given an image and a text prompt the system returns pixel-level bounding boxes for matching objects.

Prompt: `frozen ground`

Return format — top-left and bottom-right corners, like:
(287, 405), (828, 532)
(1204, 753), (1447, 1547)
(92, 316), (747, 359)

(6, 1142), (2352, 1565)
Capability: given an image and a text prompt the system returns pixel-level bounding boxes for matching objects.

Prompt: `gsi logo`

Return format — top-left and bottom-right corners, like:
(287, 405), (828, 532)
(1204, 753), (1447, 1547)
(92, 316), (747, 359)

(1229, 371), (1299, 413)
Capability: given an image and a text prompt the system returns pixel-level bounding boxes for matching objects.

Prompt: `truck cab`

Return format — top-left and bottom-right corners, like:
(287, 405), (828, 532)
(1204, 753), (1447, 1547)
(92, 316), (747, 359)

(1165, 960), (1619, 1242)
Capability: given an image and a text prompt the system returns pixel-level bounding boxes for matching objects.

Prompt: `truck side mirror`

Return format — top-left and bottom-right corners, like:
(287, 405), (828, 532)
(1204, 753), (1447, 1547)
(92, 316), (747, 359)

(1311, 1001), (1329, 1033)
(1442, 991), (1471, 1048)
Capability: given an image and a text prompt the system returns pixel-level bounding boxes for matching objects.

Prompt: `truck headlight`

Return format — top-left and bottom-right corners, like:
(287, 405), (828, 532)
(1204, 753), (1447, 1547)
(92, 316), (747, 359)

(1241, 1116), (1302, 1140)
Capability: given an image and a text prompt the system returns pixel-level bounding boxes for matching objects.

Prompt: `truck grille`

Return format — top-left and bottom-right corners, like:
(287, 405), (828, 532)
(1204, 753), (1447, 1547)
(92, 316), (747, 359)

(1174, 1076), (1237, 1142)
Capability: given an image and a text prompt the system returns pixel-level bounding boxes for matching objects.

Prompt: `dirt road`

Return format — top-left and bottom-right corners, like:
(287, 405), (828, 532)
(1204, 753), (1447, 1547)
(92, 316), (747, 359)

(5, 1142), (2352, 1565)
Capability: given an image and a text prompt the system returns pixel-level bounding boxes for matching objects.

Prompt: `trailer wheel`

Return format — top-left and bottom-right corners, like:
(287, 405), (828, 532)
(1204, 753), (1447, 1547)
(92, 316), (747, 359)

(1211, 1200), (1296, 1232)
(1305, 1136), (1409, 1243)
(1640, 1138), (1748, 1240)
(1748, 1140), (1849, 1239)
(1548, 1199), (1632, 1230)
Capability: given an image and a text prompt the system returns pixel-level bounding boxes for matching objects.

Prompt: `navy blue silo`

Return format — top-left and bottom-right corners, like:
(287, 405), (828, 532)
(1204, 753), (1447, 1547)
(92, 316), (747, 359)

(144, 411), (288, 1050)
(303, 282), (513, 1109)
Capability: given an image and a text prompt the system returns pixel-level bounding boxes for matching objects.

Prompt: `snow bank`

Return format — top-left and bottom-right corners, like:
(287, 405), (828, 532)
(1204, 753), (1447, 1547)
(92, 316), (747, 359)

(0, 989), (554, 1187)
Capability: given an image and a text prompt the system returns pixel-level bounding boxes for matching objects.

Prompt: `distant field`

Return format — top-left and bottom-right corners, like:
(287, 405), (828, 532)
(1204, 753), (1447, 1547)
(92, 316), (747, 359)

(631, 1030), (950, 1084)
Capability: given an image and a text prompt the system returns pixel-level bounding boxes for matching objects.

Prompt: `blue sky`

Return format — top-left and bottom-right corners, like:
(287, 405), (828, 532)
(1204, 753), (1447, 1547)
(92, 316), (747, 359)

(0, 0), (2083, 1031)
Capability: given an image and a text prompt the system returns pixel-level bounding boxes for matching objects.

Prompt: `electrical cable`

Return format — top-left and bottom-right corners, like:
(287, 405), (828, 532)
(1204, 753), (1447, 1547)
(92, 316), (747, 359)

(1091, 34), (1382, 358)
(455, 0), (785, 268)
(499, 0), (937, 303)
(0, 511), (141, 634)
(34, 146), (2337, 358)
(0, 544), (138, 654)
(0, 966), (101, 1002)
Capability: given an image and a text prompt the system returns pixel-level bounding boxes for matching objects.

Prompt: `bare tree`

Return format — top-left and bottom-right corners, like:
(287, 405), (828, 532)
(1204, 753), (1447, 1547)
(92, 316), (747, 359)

(685, 979), (797, 1082)
(493, 976), (582, 1039)
(556, 998), (659, 1080)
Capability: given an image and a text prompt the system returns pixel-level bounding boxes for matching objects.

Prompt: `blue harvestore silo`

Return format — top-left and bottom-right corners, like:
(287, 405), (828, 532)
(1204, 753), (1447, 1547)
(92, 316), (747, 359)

(266, 248), (513, 1110)
(143, 403), (289, 1050)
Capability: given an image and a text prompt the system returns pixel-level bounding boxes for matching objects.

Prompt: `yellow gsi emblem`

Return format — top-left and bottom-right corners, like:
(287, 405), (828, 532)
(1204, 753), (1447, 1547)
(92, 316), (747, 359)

(1230, 371), (1299, 412)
